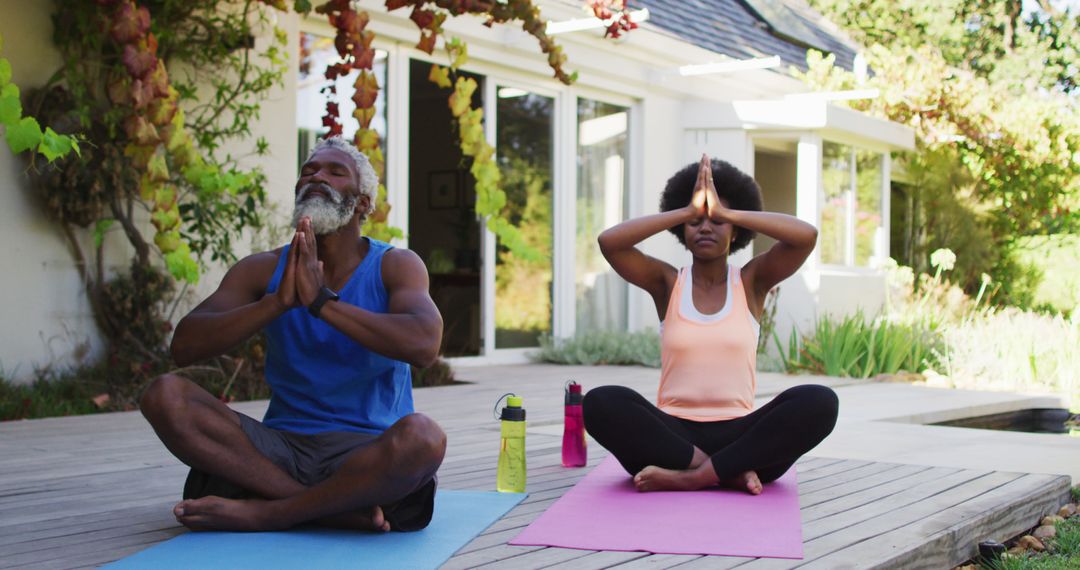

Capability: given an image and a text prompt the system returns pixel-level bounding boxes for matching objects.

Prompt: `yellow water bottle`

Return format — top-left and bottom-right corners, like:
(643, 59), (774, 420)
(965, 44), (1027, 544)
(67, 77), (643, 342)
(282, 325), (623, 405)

(496, 393), (526, 493)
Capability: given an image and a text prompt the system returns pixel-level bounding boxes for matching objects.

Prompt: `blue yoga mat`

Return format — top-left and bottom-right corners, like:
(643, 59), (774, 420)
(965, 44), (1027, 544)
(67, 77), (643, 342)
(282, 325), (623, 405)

(105, 490), (525, 570)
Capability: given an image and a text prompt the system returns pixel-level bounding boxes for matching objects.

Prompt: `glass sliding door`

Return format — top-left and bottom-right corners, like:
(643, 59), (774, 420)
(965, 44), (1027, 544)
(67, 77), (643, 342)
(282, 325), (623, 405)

(575, 99), (629, 333)
(408, 60), (484, 356)
(494, 87), (554, 348)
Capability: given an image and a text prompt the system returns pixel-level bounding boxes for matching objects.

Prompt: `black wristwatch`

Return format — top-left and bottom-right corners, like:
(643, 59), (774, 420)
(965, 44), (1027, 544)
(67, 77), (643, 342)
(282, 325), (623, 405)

(308, 286), (340, 318)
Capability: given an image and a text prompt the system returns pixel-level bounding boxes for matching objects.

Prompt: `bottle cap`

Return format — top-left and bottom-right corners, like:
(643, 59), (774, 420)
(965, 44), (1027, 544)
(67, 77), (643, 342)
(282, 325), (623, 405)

(565, 380), (583, 406)
(495, 393), (526, 421)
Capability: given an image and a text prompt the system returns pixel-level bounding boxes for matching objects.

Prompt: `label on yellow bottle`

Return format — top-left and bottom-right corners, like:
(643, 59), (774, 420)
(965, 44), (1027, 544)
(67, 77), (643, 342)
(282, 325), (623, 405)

(496, 419), (526, 492)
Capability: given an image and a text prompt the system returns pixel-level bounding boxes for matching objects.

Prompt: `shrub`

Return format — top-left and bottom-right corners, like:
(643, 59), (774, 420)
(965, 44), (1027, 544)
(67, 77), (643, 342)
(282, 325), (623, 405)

(411, 359), (459, 388)
(537, 330), (662, 368)
(776, 312), (941, 378)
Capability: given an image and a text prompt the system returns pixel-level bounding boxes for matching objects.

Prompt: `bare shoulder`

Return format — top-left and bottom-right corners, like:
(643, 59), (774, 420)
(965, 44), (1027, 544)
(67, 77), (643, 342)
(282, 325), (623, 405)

(380, 247), (429, 289)
(224, 248), (286, 295)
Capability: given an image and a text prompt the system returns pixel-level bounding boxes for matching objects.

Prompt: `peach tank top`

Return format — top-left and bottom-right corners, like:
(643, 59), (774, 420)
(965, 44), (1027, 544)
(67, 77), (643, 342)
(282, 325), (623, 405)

(657, 265), (759, 421)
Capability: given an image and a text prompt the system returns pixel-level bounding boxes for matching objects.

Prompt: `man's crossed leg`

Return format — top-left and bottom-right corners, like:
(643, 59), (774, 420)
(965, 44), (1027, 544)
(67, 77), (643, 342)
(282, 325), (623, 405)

(141, 373), (446, 532)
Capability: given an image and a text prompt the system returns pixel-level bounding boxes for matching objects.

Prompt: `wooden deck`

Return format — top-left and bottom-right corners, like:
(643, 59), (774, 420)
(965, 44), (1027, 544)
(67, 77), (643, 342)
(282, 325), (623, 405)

(0, 364), (1071, 569)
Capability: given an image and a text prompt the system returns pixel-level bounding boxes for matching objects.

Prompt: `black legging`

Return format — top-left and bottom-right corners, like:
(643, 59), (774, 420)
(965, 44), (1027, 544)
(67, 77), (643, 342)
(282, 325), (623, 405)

(583, 384), (839, 483)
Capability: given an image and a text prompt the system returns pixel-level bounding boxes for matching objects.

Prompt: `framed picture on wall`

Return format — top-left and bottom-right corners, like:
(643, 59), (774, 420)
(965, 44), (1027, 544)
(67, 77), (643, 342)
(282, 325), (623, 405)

(428, 170), (460, 210)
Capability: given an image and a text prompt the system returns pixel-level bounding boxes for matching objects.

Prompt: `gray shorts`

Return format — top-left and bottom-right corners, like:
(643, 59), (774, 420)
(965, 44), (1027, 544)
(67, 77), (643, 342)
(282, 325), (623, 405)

(183, 412), (436, 531)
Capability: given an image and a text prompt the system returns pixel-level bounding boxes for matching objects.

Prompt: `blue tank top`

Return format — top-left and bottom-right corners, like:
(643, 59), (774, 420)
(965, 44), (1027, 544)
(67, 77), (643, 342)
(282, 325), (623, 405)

(261, 238), (413, 435)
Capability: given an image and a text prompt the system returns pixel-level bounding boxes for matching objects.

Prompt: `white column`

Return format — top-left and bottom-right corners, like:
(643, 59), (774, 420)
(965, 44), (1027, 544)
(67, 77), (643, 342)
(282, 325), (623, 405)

(796, 133), (822, 278)
(481, 79), (497, 356)
(878, 152), (891, 266)
(386, 44), (410, 246)
(551, 90), (576, 340)
(626, 102), (645, 332)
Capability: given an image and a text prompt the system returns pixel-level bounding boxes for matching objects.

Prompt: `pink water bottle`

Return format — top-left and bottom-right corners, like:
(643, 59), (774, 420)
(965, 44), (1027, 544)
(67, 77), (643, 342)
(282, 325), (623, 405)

(562, 381), (587, 467)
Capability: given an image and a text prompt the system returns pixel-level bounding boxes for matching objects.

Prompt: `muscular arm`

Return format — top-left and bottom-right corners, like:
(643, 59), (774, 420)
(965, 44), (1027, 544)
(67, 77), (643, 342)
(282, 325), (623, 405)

(317, 249), (443, 368)
(170, 248), (290, 367)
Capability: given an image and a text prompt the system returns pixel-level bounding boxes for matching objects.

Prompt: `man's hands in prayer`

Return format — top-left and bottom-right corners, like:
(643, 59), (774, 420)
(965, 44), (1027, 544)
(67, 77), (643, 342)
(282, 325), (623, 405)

(274, 217), (325, 311)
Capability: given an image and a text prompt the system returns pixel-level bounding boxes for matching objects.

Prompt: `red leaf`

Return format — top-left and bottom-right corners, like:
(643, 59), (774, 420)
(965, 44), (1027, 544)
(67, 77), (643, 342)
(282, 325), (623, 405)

(351, 70), (379, 109)
(122, 44), (157, 78)
(130, 78), (152, 109)
(410, 6), (434, 29)
(416, 31), (437, 54)
(110, 1), (150, 44)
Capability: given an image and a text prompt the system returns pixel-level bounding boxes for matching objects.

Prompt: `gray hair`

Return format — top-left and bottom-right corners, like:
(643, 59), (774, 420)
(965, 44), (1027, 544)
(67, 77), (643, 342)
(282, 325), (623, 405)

(306, 137), (378, 219)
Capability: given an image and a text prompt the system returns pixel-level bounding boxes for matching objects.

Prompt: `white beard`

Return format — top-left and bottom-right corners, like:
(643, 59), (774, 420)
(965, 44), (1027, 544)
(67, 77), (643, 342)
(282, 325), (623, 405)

(291, 182), (359, 235)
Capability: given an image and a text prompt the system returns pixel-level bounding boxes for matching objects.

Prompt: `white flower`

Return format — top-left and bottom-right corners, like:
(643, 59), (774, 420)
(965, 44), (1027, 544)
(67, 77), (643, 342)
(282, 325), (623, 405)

(981, 273), (992, 285)
(930, 248), (956, 271)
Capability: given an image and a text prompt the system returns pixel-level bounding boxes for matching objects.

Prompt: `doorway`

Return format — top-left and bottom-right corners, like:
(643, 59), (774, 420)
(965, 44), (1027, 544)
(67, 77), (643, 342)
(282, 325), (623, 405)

(408, 60), (483, 356)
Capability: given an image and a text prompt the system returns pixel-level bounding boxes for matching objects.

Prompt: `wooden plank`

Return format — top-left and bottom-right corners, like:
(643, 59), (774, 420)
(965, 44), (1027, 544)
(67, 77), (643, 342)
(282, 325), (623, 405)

(440, 544), (546, 569)
(806, 472), (1072, 570)
(477, 546), (596, 568)
(541, 550), (652, 569)
(607, 553), (706, 568)
(737, 471), (1025, 569)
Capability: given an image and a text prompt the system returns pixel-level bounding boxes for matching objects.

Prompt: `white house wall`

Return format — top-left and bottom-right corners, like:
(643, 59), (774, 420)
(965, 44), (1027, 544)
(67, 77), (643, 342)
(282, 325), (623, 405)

(1, 5), (103, 379)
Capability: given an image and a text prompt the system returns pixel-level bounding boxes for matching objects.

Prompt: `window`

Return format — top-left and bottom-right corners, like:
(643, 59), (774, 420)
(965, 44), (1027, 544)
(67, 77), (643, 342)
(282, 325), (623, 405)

(820, 142), (883, 267)
(575, 98), (629, 333)
(296, 32), (388, 167)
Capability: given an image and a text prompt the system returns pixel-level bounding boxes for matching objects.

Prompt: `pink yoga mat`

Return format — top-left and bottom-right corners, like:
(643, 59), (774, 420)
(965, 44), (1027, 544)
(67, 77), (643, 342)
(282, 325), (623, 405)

(510, 456), (803, 559)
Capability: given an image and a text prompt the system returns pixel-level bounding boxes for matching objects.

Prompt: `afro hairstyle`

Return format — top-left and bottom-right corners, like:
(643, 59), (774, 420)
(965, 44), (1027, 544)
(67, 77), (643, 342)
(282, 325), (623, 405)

(658, 158), (763, 252)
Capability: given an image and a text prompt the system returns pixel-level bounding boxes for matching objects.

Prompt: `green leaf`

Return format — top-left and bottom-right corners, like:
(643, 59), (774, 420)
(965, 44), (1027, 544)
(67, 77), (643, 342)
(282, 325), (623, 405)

(147, 151), (169, 181)
(0, 83), (21, 125)
(293, 0), (312, 13)
(39, 127), (74, 163)
(165, 244), (200, 284)
(0, 58), (11, 87)
(4, 116), (42, 154)
(93, 219), (114, 249)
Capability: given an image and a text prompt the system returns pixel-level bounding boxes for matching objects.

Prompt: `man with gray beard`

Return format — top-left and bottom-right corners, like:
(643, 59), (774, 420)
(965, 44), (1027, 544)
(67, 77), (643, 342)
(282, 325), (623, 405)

(139, 136), (446, 533)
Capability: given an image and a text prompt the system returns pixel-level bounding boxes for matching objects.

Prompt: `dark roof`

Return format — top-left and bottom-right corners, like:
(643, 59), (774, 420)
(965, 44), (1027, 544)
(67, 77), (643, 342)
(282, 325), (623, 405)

(634, 0), (860, 72)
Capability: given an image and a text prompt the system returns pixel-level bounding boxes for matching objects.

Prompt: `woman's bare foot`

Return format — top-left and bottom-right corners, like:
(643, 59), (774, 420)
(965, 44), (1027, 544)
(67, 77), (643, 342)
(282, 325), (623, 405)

(634, 465), (713, 492)
(723, 470), (762, 495)
(633, 465), (763, 494)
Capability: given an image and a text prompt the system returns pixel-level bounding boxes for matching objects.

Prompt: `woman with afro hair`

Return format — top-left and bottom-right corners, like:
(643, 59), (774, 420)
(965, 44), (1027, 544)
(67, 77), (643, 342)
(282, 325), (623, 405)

(583, 155), (838, 494)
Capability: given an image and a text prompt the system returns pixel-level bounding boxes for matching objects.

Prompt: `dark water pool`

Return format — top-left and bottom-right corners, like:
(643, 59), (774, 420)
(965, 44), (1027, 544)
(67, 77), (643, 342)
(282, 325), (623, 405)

(932, 408), (1075, 434)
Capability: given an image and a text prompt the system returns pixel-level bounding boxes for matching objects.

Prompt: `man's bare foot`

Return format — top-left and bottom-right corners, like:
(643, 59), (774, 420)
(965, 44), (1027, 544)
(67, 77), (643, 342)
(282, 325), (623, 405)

(723, 470), (762, 495)
(174, 497), (391, 532)
(174, 496), (281, 532)
(319, 505), (390, 532)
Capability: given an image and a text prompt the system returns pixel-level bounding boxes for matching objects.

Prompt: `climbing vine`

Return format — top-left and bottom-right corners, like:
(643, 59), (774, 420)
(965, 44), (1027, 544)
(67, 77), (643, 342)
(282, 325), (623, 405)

(0, 33), (81, 162)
